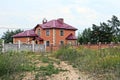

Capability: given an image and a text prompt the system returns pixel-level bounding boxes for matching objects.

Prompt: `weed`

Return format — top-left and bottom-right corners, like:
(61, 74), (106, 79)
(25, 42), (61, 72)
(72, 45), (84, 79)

(55, 46), (120, 80)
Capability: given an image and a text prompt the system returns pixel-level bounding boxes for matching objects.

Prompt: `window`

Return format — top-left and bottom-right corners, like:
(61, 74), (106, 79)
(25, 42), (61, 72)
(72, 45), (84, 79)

(46, 41), (50, 46)
(37, 29), (40, 36)
(60, 29), (64, 36)
(46, 29), (50, 36)
(60, 41), (64, 45)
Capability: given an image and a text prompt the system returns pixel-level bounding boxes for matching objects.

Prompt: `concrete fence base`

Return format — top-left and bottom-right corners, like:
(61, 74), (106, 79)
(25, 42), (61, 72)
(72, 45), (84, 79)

(1, 40), (46, 53)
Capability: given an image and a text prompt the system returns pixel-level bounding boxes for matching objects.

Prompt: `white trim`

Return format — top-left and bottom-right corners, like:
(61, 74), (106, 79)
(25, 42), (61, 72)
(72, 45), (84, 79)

(53, 29), (56, 46)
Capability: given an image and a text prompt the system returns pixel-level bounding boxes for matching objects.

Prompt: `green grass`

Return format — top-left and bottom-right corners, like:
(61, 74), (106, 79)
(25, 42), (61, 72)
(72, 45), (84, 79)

(0, 51), (27, 76)
(55, 46), (120, 80)
(0, 51), (63, 80)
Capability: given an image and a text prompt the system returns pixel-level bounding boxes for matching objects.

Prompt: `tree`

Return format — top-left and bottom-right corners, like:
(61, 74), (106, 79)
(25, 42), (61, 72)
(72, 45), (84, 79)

(78, 28), (92, 44)
(77, 32), (83, 44)
(78, 15), (120, 44)
(1, 29), (23, 43)
(108, 15), (120, 42)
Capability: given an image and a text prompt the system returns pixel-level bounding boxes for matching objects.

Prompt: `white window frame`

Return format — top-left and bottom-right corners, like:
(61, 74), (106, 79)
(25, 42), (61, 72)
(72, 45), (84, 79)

(60, 29), (64, 36)
(46, 41), (50, 46)
(46, 29), (50, 36)
(37, 29), (40, 36)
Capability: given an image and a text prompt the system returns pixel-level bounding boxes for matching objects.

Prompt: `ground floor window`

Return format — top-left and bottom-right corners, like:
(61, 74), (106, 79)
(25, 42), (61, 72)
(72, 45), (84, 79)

(60, 41), (64, 45)
(46, 41), (50, 46)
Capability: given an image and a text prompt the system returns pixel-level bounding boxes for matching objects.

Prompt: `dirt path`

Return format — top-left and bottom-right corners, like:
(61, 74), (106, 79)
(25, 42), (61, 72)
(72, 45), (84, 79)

(22, 56), (96, 80)
(47, 61), (95, 80)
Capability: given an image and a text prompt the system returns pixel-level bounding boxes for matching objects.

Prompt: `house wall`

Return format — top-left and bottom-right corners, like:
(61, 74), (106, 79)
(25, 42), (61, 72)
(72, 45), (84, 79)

(35, 26), (76, 46)
(55, 29), (75, 45)
(13, 37), (33, 44)
(35, 27), (53, 45)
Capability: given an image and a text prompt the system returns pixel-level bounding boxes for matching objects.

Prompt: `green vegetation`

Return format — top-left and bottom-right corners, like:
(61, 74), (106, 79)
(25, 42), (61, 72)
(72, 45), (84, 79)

(1, 29), (23, 43)
(0, 51), (28, 79)
(0, 39), (2, 52)
(55, 46), (120, 80)
(78, 15), (120, 44)
(0, 51), (63, 80)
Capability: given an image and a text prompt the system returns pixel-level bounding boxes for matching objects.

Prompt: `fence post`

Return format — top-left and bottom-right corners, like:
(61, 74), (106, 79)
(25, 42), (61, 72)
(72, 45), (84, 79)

(32, 41), (35, 52)
(88, 42), (91, 48)
(98, 42), (101, 49)
(118, 42), (120, 46)
(110, 42), (114, 48)
(2, 40), (4, 53)
(18, 40), (21, 49)
(44, 41), (46, 52)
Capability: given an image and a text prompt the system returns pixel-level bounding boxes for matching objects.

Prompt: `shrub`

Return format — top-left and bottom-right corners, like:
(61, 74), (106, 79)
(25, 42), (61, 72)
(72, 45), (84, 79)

(55, 46), (80, 63)
(0, 51), (27, 77)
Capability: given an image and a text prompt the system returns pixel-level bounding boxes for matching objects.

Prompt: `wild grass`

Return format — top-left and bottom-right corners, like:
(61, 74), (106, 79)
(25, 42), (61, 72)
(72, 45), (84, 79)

(0, 51), (64, 80)
(55, 46), (120, 80)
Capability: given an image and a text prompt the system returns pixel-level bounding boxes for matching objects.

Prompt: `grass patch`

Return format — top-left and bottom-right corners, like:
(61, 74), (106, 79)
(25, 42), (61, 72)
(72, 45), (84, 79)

(55, 46), (120, 80)
(0, 51), (63, 80)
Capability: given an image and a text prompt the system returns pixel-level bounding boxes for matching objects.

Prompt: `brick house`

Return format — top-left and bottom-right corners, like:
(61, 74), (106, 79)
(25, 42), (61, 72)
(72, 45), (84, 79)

(13, 18), (77, 46)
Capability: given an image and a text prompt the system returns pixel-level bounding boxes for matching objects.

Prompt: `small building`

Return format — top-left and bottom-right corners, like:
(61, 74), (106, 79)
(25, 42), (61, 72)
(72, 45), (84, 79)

(13, 18), (77, 46)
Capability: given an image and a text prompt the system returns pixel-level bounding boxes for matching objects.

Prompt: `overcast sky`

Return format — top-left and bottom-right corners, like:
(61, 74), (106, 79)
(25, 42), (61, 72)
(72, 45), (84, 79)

(0, 0), (120, 37)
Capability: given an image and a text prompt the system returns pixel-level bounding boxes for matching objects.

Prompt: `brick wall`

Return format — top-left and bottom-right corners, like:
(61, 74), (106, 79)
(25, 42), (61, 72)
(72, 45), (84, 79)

(35, 26), (76, 46)
(13, 37), (34, 44)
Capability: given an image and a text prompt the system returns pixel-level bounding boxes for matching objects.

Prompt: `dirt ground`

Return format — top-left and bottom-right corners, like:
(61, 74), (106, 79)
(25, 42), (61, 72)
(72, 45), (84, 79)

(47, 61), (96, 80)
(22, 60), (96, 80)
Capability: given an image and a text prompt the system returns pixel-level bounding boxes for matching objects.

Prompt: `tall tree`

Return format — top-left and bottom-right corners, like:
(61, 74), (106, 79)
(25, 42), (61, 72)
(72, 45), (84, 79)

(108, 15), (120, 42)
(1, 29), (23, 43)
(77, 15), (120, 44)
(78, 28), (91, 44)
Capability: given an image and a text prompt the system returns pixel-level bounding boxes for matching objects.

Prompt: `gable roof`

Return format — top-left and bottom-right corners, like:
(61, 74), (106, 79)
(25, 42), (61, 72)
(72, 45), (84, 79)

(35, 18), (77, 30)
(66, 33), (77, 40)
(12, 29), (38, 38)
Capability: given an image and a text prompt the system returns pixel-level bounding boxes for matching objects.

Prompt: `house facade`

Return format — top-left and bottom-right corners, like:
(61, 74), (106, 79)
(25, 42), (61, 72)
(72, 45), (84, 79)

(13, 18), (77, 46)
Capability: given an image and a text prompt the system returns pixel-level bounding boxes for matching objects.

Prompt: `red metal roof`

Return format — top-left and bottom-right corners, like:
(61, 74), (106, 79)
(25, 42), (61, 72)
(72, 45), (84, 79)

(66, 33), (77, 40)
(12, 29), (38, 38)
(37, 18), (77, 30)
(35, 36), (43, 41)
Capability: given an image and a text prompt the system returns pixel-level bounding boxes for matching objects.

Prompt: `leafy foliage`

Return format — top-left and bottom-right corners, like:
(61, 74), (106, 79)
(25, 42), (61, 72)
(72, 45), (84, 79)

(0, 51), (27, 77)
(1, 29), (23, 43)
(78, 15), (120, 44)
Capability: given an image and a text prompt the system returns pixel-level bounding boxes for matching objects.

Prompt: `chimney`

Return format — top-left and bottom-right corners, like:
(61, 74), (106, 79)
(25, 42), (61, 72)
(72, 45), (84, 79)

(42, 18), (47, 24)
(57, 18), (64, 24)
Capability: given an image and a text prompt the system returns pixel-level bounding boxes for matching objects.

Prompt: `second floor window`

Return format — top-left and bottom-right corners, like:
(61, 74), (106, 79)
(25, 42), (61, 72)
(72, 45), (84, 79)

(46, 29), (50, 36)
(60, 29), (64, 36)
(37, 29), (40, 36)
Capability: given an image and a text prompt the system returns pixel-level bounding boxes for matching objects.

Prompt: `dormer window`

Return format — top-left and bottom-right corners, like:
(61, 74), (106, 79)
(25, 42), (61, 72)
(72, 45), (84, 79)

(46, 29), (50, 36)
(60, 29), (64, 36)
(37, 29), (40, 36)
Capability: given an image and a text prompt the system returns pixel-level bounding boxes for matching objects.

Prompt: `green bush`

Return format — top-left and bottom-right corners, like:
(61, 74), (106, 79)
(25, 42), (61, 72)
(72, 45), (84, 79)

(55, 46), (80, 63)
(0, 51), (27, 77)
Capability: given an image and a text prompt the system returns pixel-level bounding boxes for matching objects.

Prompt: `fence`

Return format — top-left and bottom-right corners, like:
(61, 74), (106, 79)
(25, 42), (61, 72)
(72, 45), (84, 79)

(1, 40), (45, 53)
(82, 42), (120, 50)
(1, 40), (120, 53)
